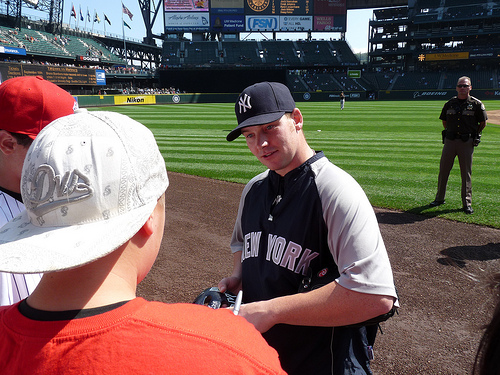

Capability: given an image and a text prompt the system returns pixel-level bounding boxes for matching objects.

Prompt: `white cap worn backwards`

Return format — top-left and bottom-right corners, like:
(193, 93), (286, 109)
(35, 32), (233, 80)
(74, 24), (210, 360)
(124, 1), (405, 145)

(0, 111), (169, 273)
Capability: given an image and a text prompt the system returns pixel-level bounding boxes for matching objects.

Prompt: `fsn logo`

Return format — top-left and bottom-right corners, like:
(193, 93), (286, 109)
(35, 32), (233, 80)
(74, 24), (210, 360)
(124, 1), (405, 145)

(248, 17), (277, 30)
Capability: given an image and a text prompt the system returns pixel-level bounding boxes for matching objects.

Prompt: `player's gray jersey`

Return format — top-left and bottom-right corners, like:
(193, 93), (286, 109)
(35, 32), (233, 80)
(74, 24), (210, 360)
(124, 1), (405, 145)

(230, 152), (397, 374)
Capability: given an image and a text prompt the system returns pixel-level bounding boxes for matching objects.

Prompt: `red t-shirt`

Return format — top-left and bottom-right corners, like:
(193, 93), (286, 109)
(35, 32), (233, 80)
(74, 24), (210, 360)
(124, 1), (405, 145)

(0, 297), (286, 375)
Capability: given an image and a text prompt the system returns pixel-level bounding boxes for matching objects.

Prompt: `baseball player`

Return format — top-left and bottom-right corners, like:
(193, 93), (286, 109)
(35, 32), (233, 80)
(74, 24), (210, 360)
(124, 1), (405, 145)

(340, 91), (345, 110)
(0, 111), (285, 374)
(430, 76), (487, 214)
(0, 76), (77, 305)
(219, 82), (398, 375)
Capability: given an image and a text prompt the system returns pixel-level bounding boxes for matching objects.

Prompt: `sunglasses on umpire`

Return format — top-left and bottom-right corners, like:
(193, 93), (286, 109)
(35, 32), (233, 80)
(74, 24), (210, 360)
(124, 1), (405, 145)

(457, 84), (470, 88)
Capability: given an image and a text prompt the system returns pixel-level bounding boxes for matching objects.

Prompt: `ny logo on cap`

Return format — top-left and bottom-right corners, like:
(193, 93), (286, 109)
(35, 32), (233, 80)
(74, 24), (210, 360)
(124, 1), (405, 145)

(238, 94), (252, 114)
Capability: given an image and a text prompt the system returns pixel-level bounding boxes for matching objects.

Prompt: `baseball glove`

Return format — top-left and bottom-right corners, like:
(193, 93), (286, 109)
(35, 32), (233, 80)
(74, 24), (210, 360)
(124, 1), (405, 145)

(193, 287), (237, 309)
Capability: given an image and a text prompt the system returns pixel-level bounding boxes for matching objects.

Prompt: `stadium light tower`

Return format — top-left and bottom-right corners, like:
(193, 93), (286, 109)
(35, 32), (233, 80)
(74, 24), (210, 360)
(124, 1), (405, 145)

(4, 0), (22, 27)
(7, 0), (63, 33)
(137, 0), (162, 46)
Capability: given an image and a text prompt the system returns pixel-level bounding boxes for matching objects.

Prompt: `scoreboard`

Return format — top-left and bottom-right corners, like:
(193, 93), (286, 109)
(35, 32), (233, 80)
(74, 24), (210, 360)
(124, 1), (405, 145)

(0, 61), (106, 86)
(164, 0), (346, 33)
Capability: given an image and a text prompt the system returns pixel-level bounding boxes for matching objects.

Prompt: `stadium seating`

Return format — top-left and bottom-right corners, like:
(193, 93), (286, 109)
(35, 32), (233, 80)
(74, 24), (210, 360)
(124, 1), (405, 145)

(0, 26), (66, 56)
(259, 40), (299, 65)
(391, 72), (441, 90)
(2, 2), (499, 96)
(361, 72), (396, 91)
(0, 25), (124, 64)
(159, 39), (359, 70)
(298, 40), (336, 66)
(222, 41), (261, 65)
(416, 0), (437, 8)
(302, 71), (337, 91)
(441, 70), (495, 89)
(287, 72), (309, 91)
(183, 41), (219, 66)
(162, 41), (181, 66)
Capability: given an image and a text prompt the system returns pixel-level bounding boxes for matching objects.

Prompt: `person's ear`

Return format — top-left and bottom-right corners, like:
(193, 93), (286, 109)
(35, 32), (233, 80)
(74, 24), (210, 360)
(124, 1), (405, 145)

(138, 194), (165, 238)
(292, 108), (303, 131)
(140, 213), (155, 236)
(0, 130), (17, 155)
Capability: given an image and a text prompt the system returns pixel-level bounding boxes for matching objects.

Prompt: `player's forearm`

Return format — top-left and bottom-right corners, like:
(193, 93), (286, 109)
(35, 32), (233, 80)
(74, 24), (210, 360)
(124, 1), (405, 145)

(240, 281), (394, 332)
(217, 251), (243, 293)
(231, 251), (242, 278)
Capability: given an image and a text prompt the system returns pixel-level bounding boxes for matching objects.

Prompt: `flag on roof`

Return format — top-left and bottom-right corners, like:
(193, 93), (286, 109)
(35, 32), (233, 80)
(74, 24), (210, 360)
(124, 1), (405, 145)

(104, 13), (111, 25)
(87, 8), (91, 22)
(94, 11), (101, 23)
(79, 7), (84, 21)
(70, 4), (76, 18)
(124, 21), (131, 29)
(122, 3), (134, 20)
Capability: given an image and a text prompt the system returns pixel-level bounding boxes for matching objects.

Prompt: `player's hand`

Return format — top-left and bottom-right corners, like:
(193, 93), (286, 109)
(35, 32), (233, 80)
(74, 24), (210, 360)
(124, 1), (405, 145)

(236, 299), (276, 333)
(217, 276), (241, 294)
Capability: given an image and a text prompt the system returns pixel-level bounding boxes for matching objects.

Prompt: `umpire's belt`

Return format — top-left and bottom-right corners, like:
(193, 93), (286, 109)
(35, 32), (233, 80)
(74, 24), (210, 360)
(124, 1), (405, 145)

(446, 132), (471, 141)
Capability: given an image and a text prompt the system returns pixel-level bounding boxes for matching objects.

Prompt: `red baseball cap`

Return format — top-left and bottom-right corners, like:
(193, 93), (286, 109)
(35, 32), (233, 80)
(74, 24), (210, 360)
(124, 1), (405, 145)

(0, 76), (77, 139)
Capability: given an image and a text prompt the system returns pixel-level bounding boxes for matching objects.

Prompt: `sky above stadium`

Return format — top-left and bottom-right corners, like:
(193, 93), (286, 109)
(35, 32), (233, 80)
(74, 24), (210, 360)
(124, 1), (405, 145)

(22, 1), (374, 53)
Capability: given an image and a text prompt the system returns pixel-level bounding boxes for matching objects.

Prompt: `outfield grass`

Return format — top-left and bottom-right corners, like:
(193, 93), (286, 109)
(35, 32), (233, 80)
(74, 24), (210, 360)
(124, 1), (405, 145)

(91, 100), (500, 228)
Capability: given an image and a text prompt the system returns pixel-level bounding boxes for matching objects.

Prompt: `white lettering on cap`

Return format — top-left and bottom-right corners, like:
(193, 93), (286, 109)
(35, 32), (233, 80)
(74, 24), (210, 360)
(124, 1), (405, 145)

(26, 164), (93, 218)
(238, 93), (252, 114)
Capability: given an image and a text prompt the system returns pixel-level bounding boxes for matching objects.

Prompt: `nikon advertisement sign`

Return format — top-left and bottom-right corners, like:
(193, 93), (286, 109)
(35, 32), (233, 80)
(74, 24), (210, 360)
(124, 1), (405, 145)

(114, 95), (156, 105)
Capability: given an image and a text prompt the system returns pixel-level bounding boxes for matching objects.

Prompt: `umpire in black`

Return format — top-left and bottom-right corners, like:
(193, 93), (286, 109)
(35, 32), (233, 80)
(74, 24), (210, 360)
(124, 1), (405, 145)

(430, 76), (487, 214)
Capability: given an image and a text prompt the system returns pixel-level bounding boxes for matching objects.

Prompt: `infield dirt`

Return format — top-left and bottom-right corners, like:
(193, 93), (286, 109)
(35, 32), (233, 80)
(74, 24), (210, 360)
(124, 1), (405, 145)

(487, 109), (500, 125)
(138, 172), (500, 375)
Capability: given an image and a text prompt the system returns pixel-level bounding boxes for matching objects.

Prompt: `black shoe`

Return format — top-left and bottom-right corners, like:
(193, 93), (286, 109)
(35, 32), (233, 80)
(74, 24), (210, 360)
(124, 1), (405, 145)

(463, 206), (474, 214)
(430, 200), (445, 207)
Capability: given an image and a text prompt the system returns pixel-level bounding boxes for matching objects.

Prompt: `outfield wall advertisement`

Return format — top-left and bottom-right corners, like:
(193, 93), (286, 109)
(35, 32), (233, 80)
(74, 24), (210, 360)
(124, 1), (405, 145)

(114, 95), (157, 105)
(378, 89), (498, 101)
(164, 0), (346, 33)
(0, 45), (26, 56)
(75, 88), (500, 108)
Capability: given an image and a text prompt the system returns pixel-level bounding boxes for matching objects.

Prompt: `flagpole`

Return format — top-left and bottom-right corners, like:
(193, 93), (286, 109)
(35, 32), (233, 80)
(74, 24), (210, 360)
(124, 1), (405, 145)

(60, 0), (65, 37)
(91, 9), (95, 34)
(122, 3), (128, 68)
(103, 13), (106, 35)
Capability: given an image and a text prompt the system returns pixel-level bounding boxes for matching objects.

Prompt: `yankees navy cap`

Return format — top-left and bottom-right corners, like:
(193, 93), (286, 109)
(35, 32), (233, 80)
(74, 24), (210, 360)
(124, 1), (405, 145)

(227, 81), (295, 141)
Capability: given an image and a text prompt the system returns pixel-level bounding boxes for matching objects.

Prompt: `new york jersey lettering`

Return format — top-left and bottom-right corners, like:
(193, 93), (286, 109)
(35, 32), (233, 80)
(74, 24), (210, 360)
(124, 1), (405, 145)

(244, 231), (319, 276)
(242, 231), (262, 261)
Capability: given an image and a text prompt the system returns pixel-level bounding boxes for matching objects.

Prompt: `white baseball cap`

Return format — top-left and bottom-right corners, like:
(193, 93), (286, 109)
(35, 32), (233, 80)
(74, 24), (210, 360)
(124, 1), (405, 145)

(0, 111), (169, 273)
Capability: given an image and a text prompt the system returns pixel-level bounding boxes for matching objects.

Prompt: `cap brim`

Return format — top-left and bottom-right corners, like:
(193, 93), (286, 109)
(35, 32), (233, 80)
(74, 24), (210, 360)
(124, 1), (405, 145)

(0, 200), (157, 274)
(226, 111), (286, 141)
